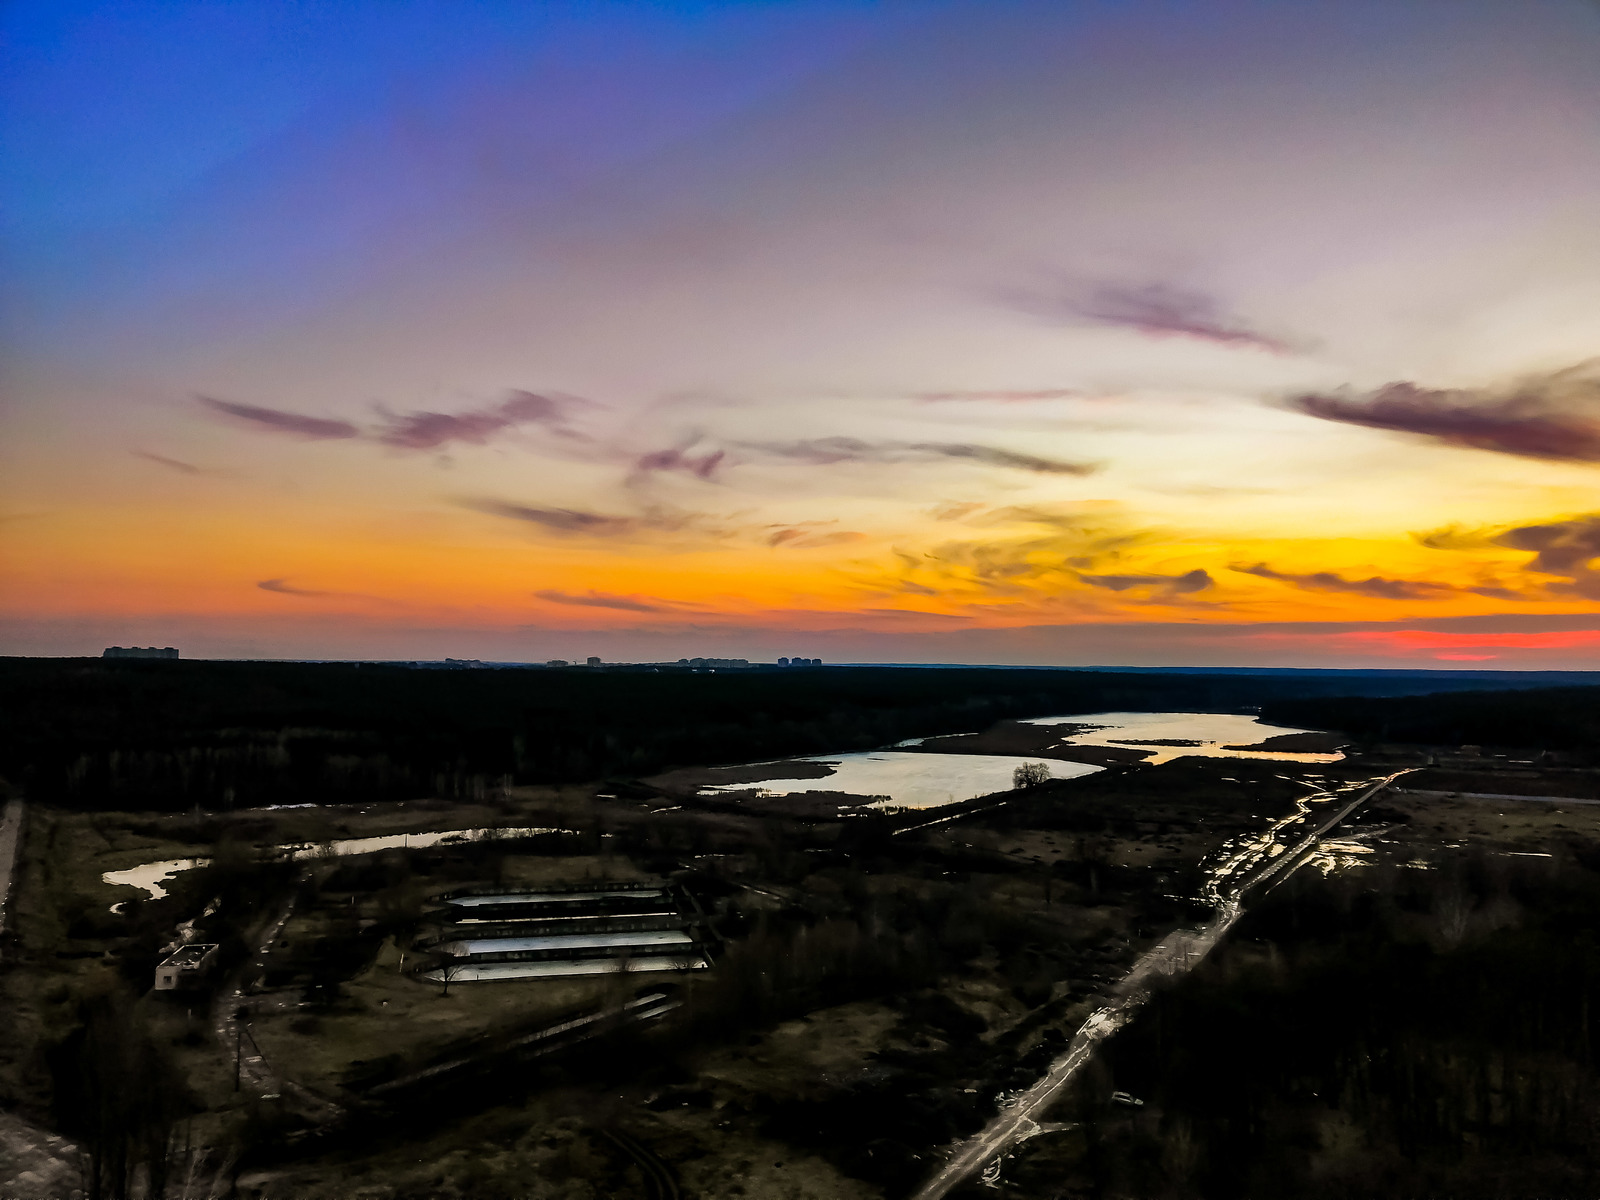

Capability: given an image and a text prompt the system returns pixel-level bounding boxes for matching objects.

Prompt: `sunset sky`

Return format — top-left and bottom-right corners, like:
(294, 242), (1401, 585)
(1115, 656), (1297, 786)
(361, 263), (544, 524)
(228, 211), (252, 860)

(4, 0), (1599, 667)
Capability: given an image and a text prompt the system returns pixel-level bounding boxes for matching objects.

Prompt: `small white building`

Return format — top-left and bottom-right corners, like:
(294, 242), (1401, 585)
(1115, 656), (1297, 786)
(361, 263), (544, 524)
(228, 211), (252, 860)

(154, 943), (219, 991)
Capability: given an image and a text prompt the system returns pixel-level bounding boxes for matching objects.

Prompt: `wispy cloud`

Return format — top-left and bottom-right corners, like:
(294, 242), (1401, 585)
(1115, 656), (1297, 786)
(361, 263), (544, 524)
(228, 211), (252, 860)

(534, 589), (685, 613)
(462, 500), (649, 535)
(200, 396), (360, 440)
(765, 525), (869, 548)
(257, 578), (337, 597)
(998, 278), (1287, 351)
(133, 450), (204, 474)
(376, 391), (589, 450)
(914, 388), (1080, 403)
(625, 435), (1098, 480)
(746, 436), (1096, 475)
(1289, 361), (1600, 462)
(1232, 562), (1457, 601)
(1496, 513), (1600, 599)
(1077, 568), (1213, 595)
(460, 498), (700, 539)
(201, 390), (590, 450)
(850, 506), (1214, 614)
(631, 444), (726, 481)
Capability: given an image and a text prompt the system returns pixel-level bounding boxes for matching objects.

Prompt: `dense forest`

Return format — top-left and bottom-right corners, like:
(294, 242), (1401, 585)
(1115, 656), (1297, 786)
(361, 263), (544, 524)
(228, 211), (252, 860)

(1263, 685), (1600, 754)
(0, 657), (1582, 811)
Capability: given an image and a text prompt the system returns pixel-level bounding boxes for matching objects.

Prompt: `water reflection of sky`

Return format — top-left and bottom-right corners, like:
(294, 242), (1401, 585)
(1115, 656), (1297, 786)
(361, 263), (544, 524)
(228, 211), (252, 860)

(1021, 712), (1343, 765)
(102, 824), (569, 903)
(701, 751), (1102, 811)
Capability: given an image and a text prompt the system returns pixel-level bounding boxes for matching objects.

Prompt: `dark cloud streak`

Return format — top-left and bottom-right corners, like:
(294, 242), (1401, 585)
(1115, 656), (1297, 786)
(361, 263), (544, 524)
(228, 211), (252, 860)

(1290, 362), (1600, 462)
(460, 500), (648, 535)
(534, 589), (680, 613)
(133, 451), (203, 475)
(1077, 568), (1213, 594)
(258, 578), (336, 597)
(999, 279), (1286, 351)
(1496, 514), (1600, 599)
(376, 391), (587, 450)
(746, 436), (1095, 476)
(199, 396), (359, 439)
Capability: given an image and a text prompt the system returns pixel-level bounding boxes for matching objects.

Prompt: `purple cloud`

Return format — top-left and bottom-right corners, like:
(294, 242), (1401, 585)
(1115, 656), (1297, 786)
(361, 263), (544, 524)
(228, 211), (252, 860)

(632, 446), (727, 480)
(1496, 513), (1600, 599)
(747, 436), (1095, 475)
(999, 279), (1286, 351)
(1233, 563), (1454, 600)
(1290, 364), (1600, 462)
(199, 396), (359, 439)
(376, 390), (586, 450)
(461, 499), (702, 540)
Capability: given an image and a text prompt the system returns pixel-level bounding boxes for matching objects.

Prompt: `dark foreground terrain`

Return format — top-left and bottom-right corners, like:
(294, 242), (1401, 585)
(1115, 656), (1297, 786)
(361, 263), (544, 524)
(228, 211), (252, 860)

(2, 663), (1599, 1198)
(1004, 813), (1600, 1198)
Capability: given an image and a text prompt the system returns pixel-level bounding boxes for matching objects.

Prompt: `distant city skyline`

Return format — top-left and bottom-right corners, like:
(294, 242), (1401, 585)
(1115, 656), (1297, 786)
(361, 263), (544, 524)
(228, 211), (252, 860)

(4, 1), (1599, 668)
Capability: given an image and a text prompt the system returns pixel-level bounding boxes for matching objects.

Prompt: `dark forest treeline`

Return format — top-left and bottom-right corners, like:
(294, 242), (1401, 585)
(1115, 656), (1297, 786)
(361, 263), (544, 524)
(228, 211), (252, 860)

(1263, 685), (1600, 753)
(0, 657), (1569, 810)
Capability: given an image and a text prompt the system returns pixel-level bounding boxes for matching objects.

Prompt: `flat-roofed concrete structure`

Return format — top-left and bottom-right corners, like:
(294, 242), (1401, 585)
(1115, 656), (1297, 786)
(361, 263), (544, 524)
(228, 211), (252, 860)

(418, 881), (719, 983)
(154, 942), (219, 990)
(104, 646), (179, 659)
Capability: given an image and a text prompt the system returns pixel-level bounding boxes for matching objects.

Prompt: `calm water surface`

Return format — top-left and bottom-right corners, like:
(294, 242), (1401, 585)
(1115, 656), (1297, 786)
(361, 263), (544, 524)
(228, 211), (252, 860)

(1020, 711), (1341, 765)
(102, 824), (569, 903)
(701, 751), (1102, 811)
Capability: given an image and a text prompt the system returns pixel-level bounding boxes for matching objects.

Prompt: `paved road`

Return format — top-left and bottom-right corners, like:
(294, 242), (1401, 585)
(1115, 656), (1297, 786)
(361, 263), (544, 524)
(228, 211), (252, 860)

(912, 772), (1407, 1200)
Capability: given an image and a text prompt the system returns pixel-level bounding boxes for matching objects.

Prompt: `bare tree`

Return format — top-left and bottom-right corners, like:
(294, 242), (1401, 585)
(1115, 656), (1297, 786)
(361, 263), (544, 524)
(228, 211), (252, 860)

(437, 949), (467, 996)
(1013, 762), (1051, 789)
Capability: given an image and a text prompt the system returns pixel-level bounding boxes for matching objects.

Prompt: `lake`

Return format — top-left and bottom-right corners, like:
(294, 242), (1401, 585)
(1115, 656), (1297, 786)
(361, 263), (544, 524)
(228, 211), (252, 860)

(699, 710), (1340, 810)
(700, 751), (1103, 811)
(1020, 710), (1342, 765)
